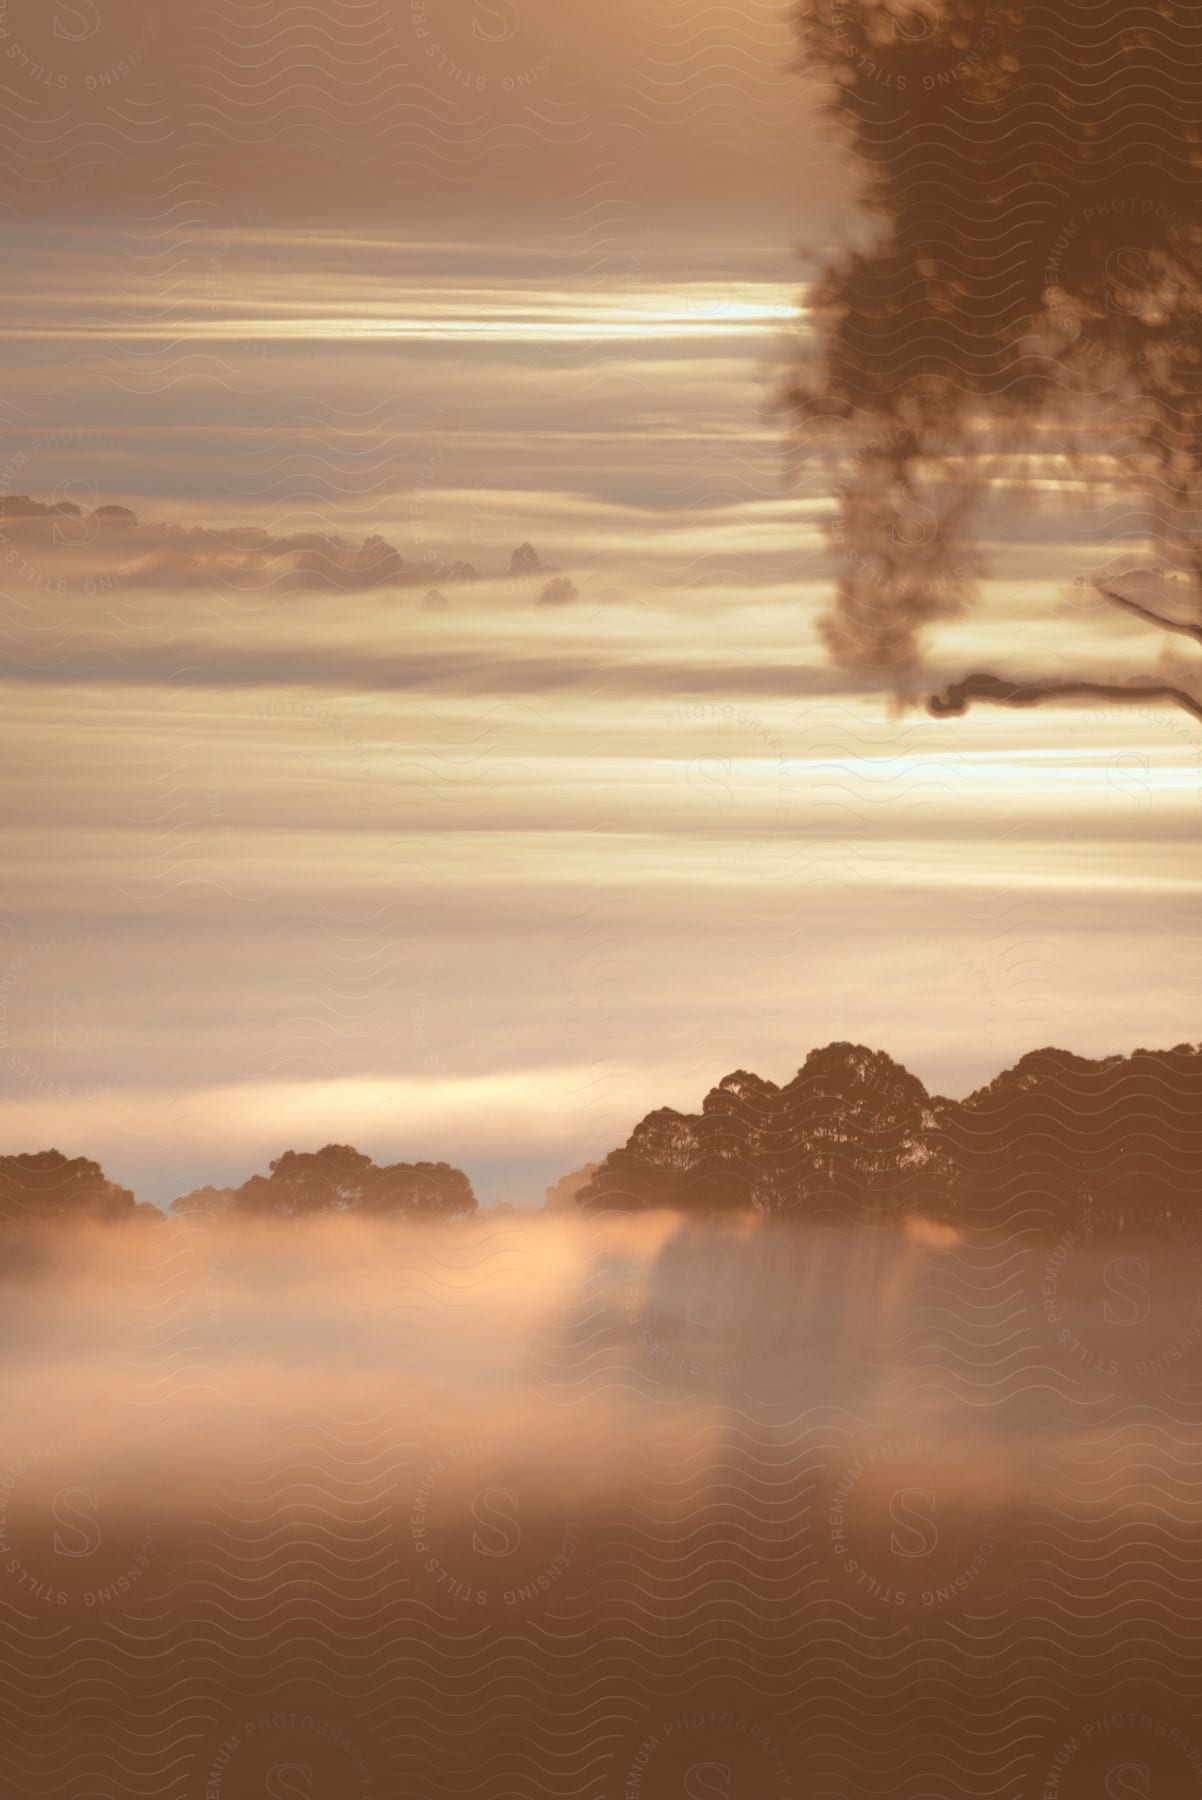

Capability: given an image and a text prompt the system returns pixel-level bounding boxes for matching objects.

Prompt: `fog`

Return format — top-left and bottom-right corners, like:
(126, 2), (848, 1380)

(1, 1209), (1199, 1797)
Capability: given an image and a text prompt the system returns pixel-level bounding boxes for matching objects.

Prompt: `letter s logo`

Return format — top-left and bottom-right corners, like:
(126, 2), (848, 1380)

(472, 1487), (521, 1557)
(686, 757), (733, 810)
(892, 0), (940, 43)
(1105, 753), (1152, 812)
(1105, 1765), (1151, 1799)
(889, 1487), (938, 1559)
(51, 478), (100, 548)
(889, 479), (938, 548)
(1106, 247), (1153, 316)
(473, 1), (519, 44)
(686, 1274), (730, 1329)
(54, 1), (101, 41)
(52, 1485), (101, 1558)
(684, 1762), (732, 1799)
(1104, 1257), (1152, 1327)
(266, 1765), (314, 1799)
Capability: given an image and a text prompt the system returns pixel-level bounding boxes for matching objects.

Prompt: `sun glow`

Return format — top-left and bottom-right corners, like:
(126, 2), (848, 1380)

(0, 283), (801, 342)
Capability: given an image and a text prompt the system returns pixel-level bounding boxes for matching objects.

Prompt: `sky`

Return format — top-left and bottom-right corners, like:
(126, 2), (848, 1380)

(1, 0), (1199, 1205)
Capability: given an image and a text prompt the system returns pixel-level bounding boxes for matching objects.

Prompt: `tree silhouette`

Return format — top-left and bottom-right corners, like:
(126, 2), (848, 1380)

(544, 1165), (601, 1211)
(578, 1044), (952, 1221)
(772, 1043), (951, 1222)
(580, 1041), (1201, 1230)
(6, 1044), (1200, 1243)
(234, 1145), (375, 1218)
(0, 1151), (140, 1231)
(169, 1184), (238, 1217)
(360, 1161), (476, 1220)
(945, 1042), (1202, 1230)
(788, 1), (1202, 726)
(576, 1108), (704, 1213)
(171, 1144), (478, 1222)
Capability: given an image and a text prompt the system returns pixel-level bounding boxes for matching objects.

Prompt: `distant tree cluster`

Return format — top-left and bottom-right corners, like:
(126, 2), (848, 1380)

(171, 1145), (478, 1222)
(576, 1044), (947, 1220)
(0, 1144), (477, 1241)
(3, 1044), (1200, 1243)
(576, 1042), (1202, 1232)
(0, 1151), (148, 1231)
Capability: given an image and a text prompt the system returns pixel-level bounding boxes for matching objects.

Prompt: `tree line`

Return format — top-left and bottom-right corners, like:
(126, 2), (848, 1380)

(0, 1146), (477, 1236)
(577, 1042), (1202, 1230)
(2, 1041), (1200, 1239)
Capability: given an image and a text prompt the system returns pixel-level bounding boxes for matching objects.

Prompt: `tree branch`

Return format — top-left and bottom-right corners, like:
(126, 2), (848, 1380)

(1093, 577), (1202, 646)
(927, 671), (1202, 724)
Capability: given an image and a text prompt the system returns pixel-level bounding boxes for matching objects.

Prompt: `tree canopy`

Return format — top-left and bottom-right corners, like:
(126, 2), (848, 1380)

(789, 0), (1202, 725)
(4, 1046), (1199, 1242)
(0, 1151), (143, 1233)
(578, 1041), (1202, 1230)
(577, 1044), (949, 1221)
(172, 1144), (477, 1222)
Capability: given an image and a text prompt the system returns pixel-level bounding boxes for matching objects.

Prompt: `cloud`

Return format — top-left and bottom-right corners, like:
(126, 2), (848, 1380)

(536, 576), (579, 607)
(0, 495), (603, 612)
(0, 634), (879, 696)
(0, 496), (479, 595)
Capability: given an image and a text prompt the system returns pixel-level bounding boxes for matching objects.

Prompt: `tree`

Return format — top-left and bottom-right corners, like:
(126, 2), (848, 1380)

(771, 1043), (949, 1223)
(577, 1046), (950, 1222)
(576, 1041), (1202, 1230)
(544, 1164), (600, 1211)
(576, 1109), (704, 1213)
(691, 1070), (785, 1212)
(359, 1160), (476, 1220)
(0, 1151), (139, 1230)
(232, 1145), (373, 1217)
(943, 1043), (1202, 1231)
(210, 1144), (478, 1222)
(170, 1184), (238, 1217)
(788, 1), (1202, 727)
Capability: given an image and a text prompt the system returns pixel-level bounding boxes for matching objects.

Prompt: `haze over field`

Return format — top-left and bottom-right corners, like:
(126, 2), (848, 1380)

(2, 1209), (1200, 1796)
